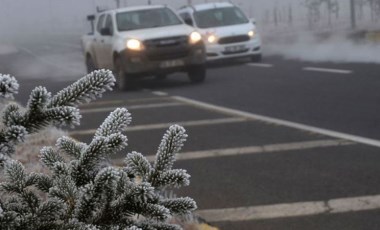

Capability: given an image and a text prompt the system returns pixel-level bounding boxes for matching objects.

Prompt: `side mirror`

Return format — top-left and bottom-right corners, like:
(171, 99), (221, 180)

(184, 18), (194, 26)
(100, 27), (112, 36)
(250, 18), (257, 25)
(87, 15), (96, 21)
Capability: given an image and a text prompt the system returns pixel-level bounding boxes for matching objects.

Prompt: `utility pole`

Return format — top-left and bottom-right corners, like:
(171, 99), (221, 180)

(148, 0), (151, 5)
(350, 0), (356, 29)
(187, 0), (192, 5)
(115, 0), (120, 8)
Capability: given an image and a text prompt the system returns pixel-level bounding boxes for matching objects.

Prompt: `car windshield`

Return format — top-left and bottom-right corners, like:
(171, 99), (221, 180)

(116, 8), (183, 31)
(194, 7), (249, 28)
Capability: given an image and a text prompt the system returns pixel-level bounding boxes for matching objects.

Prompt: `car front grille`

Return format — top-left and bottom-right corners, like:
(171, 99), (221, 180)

(218, 35), (250, 44)
(144, 36), (190, 61)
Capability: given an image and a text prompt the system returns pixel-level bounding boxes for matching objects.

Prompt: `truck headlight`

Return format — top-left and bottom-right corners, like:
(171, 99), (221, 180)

(189, 31), (202, 44)
(248, 30), (256, 39)
(126, 39), (144, 51)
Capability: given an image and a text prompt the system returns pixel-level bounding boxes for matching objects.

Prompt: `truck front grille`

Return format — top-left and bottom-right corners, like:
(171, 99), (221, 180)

(144, 36), (188, 48)
(144, 36), (190, 61)
(218, 35), (250, 44)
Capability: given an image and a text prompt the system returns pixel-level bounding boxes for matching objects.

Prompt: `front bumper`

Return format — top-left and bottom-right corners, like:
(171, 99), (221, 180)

(118, 42), (205, 76)
(205, 36), (262, 61)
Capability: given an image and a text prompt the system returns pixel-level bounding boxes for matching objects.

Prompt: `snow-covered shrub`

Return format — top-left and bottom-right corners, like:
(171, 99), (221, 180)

(0, 70), (115, 166)
(0, 71), (196, 229)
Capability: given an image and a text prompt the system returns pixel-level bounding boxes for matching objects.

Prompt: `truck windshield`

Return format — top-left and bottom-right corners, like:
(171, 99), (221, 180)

(117, 8), (183, 31)
(194, 7), (249, 28)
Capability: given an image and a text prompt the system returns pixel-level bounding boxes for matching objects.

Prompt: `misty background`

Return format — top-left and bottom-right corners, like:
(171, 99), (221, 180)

(0, 0), (379, 71)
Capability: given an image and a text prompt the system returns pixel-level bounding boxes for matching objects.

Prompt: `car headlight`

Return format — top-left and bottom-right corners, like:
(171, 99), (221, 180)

(207, 34), (217, 43)
(248, 30), (256, 39)
(189, 31), (202, 44)
(126, 39), (144, 51)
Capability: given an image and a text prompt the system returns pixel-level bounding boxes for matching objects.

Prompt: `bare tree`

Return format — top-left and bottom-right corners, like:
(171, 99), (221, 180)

(301, 0), (339, 28)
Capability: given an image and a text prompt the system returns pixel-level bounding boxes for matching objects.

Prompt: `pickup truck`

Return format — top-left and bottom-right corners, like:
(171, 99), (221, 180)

(82, 5), (207, 90)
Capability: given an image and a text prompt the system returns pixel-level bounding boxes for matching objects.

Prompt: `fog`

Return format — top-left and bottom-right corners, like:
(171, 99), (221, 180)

(0, 0), (379, 76)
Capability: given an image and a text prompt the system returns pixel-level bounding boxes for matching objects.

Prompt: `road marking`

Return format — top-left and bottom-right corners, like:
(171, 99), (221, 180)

(143, 139), (353, 162)
(196, 194), (380, 222)
(173, 96), (380, 148)
(246, 63), (274, 68)
(79, 97), (172, 108)
(81, 102), (184, 114)
(152, 91), (168, 96)
(69, 117), (246, 136)
(79, 100), (125, 107)
(303, 67), (352, 74)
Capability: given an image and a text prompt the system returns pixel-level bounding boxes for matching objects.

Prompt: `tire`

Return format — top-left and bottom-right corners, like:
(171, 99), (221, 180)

(86, 55), (96, 73)
(188, 65), (206, 83)
(114, 57), (131, 90)
(251, 54), (262, 63)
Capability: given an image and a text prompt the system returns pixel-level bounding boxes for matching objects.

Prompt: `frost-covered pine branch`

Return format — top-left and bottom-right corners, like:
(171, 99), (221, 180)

(0, 75), (197, 229)
(0, 70), (115, 166)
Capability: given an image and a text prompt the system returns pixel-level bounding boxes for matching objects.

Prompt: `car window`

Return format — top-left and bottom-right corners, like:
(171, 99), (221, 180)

(116, 7), (183, 31)
(104, 14), (113, 35)
(96, 14), (106, 33)
(194, 7), (249, 29)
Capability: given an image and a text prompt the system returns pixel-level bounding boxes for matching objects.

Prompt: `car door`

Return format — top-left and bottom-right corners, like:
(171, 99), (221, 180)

(93, 14), (106, 68)
(101, 14), (114, 70)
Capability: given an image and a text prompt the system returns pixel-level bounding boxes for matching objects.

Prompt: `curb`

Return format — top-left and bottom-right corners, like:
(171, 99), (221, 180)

(197, 223), (219, 230)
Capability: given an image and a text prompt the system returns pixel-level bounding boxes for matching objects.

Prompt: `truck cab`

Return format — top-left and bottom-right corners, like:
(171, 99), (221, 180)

(82, 5), (206, 90)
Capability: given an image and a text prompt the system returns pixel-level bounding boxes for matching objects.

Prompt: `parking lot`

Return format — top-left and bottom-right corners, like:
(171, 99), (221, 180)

(59, 88), (380, 229)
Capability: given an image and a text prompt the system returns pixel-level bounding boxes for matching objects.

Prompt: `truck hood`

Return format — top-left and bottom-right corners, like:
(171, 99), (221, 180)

(118, 24), (195, 41)
(199, 23), (256, 38)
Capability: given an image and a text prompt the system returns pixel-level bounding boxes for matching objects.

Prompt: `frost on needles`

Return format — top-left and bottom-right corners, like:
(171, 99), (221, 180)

(0, 71), (197, 229)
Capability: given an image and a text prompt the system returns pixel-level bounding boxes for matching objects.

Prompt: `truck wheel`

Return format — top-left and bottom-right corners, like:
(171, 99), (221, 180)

(251, 54), (262, 63)
(114, 57), (131, 90)
(188, 65), (206, 83)
(86, 56), (96, 73)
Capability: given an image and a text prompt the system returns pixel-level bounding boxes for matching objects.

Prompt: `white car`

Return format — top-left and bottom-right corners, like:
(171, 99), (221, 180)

(178, 2), (262, 62)
(82, 5), (206, 90)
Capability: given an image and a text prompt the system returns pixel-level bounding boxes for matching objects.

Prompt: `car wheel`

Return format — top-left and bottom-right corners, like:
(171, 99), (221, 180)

(86, 56), (96, 73)
(114, 57), (131, 90)
(251, 54), (262, 63)
(188, 65), (206, 83)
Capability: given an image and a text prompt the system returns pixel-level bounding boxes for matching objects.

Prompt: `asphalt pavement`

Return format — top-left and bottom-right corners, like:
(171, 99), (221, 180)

(2, 39), (380, 229)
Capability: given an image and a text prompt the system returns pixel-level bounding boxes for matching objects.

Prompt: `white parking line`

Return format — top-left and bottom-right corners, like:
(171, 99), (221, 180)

(69, 117), (246, 136)
(304, 67), (352, 74)
(173, 96), (380, 148)
(247, 63), (274, 68)
(79, 97), (172, 108)
(152, 91), (168, 96)
(143, 139), (353, 162)
(197, 194), (380, 222)
(81, 102), (184, 114)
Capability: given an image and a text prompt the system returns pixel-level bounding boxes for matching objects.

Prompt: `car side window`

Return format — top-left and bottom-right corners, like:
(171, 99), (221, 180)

(180, 12), (194, 26)
(104, 14), (113, 35)
(96, 14), (106, 33)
